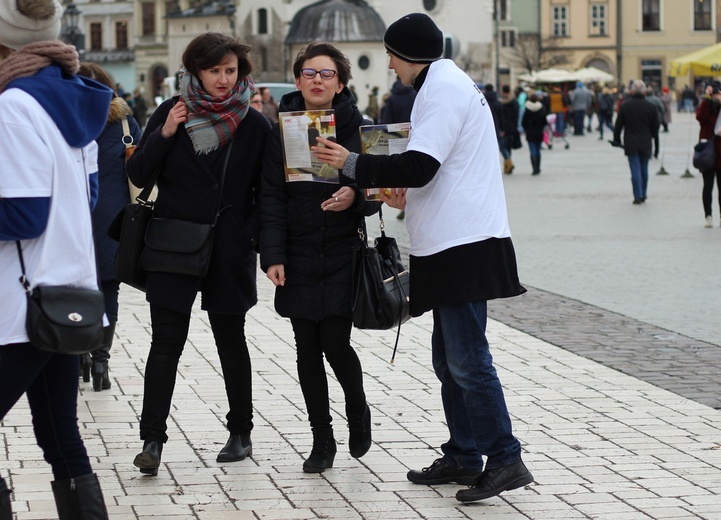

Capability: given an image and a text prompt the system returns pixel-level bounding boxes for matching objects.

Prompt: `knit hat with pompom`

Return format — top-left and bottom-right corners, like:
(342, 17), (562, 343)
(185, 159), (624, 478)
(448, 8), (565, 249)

(0, 0), (63, 50)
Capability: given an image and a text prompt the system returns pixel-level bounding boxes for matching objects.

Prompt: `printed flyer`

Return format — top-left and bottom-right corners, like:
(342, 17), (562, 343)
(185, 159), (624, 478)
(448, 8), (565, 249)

(359, 122), (410, 200)
(279, 109), (338, 183)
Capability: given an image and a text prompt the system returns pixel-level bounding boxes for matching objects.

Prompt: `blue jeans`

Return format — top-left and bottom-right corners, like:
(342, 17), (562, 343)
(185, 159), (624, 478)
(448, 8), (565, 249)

(499, 135), (512, 160)
(0, 344), (92, 479)
(431, 300), (521, 470)
(528, 141), (541, 157)
(627, 153), (650, 200)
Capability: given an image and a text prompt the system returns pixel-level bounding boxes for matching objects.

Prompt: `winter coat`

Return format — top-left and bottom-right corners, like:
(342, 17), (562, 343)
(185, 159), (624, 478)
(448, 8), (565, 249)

(500, 94), (519, 135)
(380, 80), (416, 124)
(613, 93), (659, 157)
(259, 88), (381, 321)
(570, 86), (592, 111)
(484, 89), (503, 138)
(126, 96), (272, 315)
(93, 97), (140, 282)
(522, 100), (548, 143)
(696, 97), (721, 170)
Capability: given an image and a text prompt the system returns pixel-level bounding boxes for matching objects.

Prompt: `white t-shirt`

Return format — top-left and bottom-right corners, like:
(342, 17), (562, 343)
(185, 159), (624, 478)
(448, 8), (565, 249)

(0, 89), (100, 346)
(405, 59), (511, 257)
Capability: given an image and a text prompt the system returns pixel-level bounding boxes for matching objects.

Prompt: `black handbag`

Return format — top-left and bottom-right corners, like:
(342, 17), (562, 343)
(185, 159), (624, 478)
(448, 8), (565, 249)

(108, 167), (159, 291)
(139, 218), (215, 276)
(693, 139), (716, 172)
(511, 130), (523, 150)
(137, 139), (234, 278)
(351, 208), (410, 362)
(16, 242), (105, 355)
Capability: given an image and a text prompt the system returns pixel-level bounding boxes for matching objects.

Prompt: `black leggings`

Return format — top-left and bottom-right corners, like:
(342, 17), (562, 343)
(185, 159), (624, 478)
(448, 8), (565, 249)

(290, 316), (366, 430)
(139, 305), (253, 443)
(701, 169), (721, 217)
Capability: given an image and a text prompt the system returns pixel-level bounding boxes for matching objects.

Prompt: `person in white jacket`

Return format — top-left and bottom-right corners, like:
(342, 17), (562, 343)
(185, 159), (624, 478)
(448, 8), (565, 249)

(0, 0), (113, 517)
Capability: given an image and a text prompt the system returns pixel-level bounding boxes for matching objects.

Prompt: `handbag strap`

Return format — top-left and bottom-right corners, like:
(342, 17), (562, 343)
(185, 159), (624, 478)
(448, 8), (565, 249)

(121, 117), (134, 149)
(15, 241), (31, 294)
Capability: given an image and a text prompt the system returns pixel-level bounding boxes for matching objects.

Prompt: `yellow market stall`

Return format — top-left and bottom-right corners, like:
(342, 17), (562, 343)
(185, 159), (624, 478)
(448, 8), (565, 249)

(669, 42), (721, 77)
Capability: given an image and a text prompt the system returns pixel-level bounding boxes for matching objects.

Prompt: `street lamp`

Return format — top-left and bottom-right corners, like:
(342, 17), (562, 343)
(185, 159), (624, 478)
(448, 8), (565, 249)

(62, 3), (84, 53)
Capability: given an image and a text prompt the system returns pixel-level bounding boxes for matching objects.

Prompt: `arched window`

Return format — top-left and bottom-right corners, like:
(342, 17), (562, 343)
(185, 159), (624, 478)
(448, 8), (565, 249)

(258, 8), (268, 34)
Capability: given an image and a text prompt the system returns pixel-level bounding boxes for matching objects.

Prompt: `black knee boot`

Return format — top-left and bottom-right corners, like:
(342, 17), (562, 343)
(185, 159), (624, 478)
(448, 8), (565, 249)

(0, 477), (12, 520)
(91, 322), (115, 391)
(51, 473), (108, 520)
(302, 427), (336, 473)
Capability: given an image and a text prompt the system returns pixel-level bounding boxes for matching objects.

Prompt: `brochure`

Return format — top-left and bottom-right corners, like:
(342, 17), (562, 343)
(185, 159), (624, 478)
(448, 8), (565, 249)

(279, 109), (338, 183)
(359, 122), (410, 200)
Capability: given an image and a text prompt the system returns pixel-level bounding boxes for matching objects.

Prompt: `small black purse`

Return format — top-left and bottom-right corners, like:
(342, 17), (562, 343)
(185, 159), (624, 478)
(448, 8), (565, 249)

(138, 139), (234, 278)
(351, 208), (410, 362)
(693, 139), (716, 172)
(16, 242), (105, 355)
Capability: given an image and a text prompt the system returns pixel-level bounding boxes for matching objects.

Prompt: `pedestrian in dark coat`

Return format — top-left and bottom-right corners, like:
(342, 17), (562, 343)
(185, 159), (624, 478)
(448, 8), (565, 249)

(695, 82), (721, 227)
(521, 94), (547, 175)
(260, 42), (380, 474)
(125, 32), (272, 476)
(499, 85), (519, 173)
(380, 79), (416, 124)
(78, 61), (141, 392)
(612, 80), (658, 204)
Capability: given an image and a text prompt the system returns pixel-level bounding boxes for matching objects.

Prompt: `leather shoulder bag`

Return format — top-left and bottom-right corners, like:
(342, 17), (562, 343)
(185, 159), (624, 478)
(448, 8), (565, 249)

(138, 139), (234, 277)
(351, 207), (410, 363)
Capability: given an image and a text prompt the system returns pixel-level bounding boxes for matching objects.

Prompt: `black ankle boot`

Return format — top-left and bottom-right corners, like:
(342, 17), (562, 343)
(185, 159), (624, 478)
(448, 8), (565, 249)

(133, 440), (163, 476)
(347, 403), (372, 459)
(302, 428), (336, 473)
(0, 477), (12, 520)
(51, 473), (108, 519)
(217, 434), (252, 462)
(91, 323), (114, 391)
(91, 362), (110, 392)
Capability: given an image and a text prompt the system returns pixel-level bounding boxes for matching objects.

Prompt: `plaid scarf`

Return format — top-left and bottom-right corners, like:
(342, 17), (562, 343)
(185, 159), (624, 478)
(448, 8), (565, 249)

(180, 70), (252, 154)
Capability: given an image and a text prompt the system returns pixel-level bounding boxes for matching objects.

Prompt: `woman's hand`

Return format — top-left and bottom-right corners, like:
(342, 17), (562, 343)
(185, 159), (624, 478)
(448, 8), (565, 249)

(312, 137), (351, 169)
(266, 264), (285, 286)
(380, 188), (407, 210)
(321, 186), (355, 212)
(161, 101), (188, 138)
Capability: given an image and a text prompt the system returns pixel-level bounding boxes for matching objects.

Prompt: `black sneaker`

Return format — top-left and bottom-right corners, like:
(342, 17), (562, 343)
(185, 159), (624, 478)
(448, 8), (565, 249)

(456, 459), (533, 503)
(407, 458), (481, 485)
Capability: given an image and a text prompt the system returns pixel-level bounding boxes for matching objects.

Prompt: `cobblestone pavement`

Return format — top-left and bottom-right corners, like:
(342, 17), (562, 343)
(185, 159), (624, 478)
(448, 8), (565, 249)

(3, 111), (721, 519)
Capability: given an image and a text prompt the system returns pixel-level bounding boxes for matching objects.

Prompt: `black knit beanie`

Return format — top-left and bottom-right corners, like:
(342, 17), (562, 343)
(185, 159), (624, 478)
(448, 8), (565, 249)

(384, 13), (444, 64)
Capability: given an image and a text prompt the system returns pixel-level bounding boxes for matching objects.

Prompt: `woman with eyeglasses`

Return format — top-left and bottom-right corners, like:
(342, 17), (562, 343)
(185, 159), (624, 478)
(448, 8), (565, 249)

(260, 41), (380, 473)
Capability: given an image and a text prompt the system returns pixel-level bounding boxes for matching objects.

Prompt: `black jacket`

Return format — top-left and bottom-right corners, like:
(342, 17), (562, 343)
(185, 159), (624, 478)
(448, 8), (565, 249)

(259, 88), (380, 320)
(522, 100), (548, 143)
(380, 80), (416, 124)
(126, 96), (271, 315)
(613, 93), (659, 156)
(93, 98), (140, 282)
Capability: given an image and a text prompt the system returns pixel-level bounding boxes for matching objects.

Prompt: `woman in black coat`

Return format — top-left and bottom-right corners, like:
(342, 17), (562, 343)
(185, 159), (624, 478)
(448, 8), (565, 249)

(522, 93), (548, 175)
(126, 32), (271, 475)
(260, 42), (380, 473)
(78, 62), (142, 391)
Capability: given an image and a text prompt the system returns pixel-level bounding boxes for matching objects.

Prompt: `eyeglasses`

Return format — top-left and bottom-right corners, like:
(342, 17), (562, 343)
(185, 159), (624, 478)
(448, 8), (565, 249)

(300, 68), (337, 80)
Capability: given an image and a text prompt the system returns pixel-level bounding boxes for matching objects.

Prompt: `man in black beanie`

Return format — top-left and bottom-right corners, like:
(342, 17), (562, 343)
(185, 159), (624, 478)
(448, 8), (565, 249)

(312, 12), (533, 504)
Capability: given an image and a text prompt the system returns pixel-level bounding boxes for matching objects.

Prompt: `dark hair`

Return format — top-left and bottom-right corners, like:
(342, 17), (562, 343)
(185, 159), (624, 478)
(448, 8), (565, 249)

(292, 41), (352, 85)
(529, 94), (539, 103)
(78, 62), (115, 92)
(182, 32), (252, 79)
(502, 84), (510, 94)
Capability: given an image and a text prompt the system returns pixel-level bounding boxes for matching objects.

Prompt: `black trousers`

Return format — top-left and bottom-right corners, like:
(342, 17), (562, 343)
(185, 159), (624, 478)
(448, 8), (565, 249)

(139, 305), (253, 443)
(701, 169), (721, 217)
(290, 316), (366, 430)
(0, 344), (92, 479)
